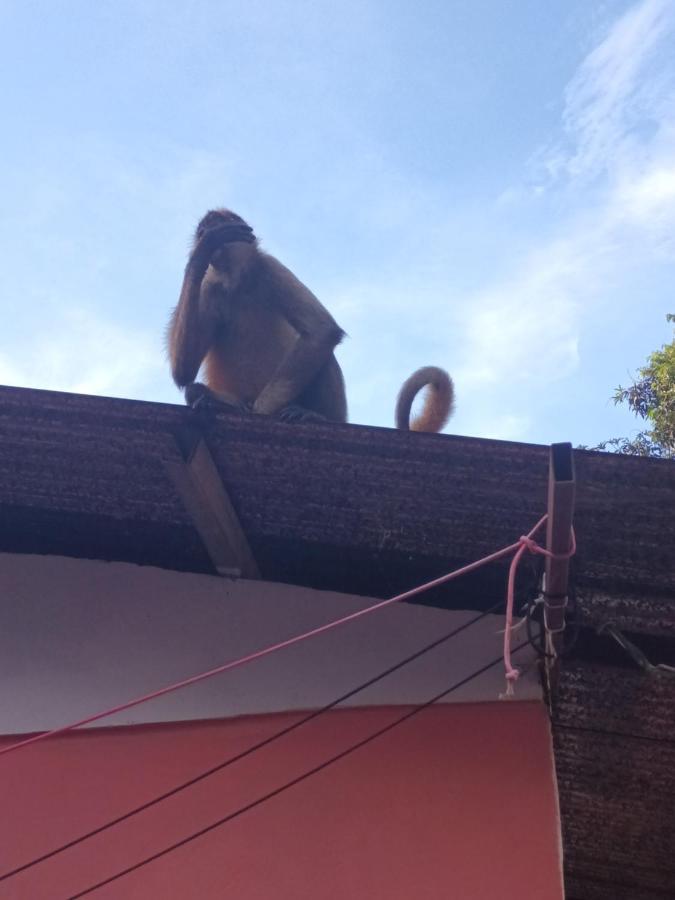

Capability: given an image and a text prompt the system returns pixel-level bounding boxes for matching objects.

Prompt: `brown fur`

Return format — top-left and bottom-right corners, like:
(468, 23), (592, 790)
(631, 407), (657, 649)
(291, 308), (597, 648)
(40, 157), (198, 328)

(168, 209), (454, 432)
(168, 208), (347, 422)
(395, 366), (455, 432)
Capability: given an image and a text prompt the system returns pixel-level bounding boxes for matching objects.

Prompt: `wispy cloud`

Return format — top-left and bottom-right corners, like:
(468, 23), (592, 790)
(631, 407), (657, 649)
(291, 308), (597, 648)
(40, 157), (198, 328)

(2, 0), (673, 448)
(0, 308), (164, 399)
(454, 0), (675, 439)
(0, 139), (236, 403)
(558, 0), (675, 182)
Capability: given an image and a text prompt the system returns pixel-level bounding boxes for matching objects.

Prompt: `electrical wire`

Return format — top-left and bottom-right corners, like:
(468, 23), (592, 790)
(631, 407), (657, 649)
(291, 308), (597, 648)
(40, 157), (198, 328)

(1, 598), (508, 882)
(598, 623), (675, 675)
(525, 583), (580, 659)
(0, 533), (530, 758)
(66, 641), (528, 899)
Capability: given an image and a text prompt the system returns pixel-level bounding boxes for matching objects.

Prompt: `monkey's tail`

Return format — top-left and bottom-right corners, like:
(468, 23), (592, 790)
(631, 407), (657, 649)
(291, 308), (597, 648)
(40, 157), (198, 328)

(395, 366), (455, 433)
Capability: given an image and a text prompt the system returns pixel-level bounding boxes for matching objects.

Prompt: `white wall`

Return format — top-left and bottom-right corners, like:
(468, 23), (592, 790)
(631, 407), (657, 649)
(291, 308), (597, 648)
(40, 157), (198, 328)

(0, 552), (540, 734)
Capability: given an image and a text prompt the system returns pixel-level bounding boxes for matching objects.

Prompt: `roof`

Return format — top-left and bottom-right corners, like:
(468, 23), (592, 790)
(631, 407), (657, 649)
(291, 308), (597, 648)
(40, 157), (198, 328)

(0, 383), (674, 898)
(0, 383), (672, 602)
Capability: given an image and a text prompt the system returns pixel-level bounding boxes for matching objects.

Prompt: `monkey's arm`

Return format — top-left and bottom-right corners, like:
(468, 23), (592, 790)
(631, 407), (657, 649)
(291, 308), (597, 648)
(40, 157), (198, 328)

(253, 256), (345, 415)
(169, 223), (254, 387)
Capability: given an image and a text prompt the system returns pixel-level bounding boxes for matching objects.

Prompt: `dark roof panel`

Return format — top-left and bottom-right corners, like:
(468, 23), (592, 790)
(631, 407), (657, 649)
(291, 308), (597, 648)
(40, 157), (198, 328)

(0, 384), (673, 609)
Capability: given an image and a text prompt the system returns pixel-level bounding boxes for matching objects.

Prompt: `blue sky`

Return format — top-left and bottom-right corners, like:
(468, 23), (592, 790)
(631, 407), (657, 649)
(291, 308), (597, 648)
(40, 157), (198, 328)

(1, 0), (674, 445)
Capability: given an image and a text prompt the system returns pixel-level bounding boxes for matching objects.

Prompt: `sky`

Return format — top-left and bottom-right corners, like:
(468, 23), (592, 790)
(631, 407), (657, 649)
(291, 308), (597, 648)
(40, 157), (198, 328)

(1, 0), (674, 446)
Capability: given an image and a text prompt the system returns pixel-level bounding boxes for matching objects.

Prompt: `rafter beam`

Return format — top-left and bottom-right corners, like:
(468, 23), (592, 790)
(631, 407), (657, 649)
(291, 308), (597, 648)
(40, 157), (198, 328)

(164, 430), (260, 580)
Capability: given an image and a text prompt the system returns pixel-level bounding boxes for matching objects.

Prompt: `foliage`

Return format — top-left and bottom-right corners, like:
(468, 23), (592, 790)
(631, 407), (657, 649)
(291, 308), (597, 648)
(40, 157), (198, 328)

(588, 314), (675, 459)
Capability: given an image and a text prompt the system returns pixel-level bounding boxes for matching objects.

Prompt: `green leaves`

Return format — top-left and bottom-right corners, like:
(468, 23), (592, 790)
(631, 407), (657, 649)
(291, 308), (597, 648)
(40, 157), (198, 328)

(592, 314), (674, 459)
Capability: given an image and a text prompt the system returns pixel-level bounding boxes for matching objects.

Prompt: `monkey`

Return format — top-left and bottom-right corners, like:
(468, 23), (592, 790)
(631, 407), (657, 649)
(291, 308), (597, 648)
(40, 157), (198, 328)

(168, 208), (454, 432)
(168, 209), (347, 424)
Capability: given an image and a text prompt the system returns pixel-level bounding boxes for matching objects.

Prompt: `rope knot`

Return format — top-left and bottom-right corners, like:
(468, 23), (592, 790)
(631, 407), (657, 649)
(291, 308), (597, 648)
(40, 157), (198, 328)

(500, 667), (520, 699)
(518, 534), (540, 554)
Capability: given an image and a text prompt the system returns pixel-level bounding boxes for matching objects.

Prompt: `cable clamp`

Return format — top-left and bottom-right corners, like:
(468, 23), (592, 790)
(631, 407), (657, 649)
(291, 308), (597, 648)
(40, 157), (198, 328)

(543, 592), (568, 634)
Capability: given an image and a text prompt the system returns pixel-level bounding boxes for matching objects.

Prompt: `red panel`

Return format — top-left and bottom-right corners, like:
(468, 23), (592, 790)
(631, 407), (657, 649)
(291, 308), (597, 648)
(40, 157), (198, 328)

(0, 702), (561, 899)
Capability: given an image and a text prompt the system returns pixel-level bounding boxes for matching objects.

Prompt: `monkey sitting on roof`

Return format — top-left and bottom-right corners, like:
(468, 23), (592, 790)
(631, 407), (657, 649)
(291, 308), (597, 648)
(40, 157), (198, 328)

(168, 209), (454, 431)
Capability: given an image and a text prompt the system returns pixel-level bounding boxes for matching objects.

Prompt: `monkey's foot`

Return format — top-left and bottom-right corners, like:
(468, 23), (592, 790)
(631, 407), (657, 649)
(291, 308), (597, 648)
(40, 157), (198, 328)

(184, 382), (212, 409)
(277, 405), (327, 424)
(184, 383), (250, 414)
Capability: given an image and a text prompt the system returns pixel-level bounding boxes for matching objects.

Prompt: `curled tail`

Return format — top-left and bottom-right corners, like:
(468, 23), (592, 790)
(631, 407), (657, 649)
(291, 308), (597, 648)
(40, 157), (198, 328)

(395, 366), (454, 433)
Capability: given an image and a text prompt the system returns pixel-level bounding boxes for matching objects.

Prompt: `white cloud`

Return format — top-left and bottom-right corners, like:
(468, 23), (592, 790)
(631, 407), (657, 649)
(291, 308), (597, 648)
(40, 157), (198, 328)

(2, 1), (673, 449)
(616, 164), (675, 219)
(561, 0), (674, 181)
(467, 413), (532, 443)
(0, 308), (164, 400)
(609, 159), (675, 258)
(455, 0), (675, 440)
(0, 139), (237, 405)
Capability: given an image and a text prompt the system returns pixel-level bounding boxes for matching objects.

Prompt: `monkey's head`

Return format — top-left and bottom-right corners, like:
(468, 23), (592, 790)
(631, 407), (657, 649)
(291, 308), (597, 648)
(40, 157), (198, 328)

(195, 208), (257, 275)
(195, 208), (249, 241)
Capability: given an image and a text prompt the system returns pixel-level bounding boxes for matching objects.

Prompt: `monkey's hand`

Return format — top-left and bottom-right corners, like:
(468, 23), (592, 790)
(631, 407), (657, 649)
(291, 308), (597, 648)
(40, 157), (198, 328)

(198, 222), (256, 275)
(199, 222), (255, 253)
(189, 222), (256, 275)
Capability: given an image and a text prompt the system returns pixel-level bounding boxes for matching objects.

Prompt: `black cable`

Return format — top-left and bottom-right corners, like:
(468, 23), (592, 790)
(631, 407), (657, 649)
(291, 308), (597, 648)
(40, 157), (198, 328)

(526, 595), (580, 658)
(2, 598), (508, 882)
(524, 577), (580, 659)
(67, 641), (528, 899)
(597, 622), (675, 674)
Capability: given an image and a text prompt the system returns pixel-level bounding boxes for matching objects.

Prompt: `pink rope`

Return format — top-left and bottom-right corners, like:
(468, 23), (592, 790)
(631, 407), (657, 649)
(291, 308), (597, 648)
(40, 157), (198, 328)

(0, 515), (573, 757)
(502, 516), (577, 696)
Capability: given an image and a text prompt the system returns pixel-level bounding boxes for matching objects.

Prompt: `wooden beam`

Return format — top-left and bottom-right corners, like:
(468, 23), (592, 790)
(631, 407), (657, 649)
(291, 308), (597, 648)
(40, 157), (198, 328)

(164, 432), (260, 580)
(544, 441), (576, 700)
